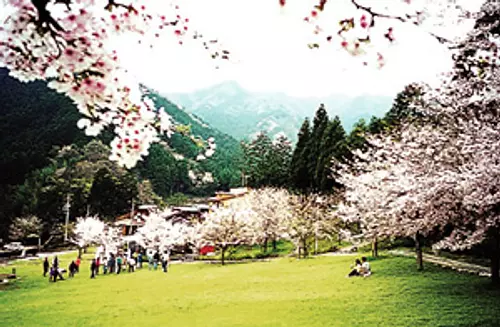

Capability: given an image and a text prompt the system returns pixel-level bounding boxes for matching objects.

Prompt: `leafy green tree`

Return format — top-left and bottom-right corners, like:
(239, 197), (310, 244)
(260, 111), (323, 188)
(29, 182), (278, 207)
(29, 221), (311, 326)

(139, 144), (177, 198)
(89, 168), (138, 220)
(138, 180), (165, 208)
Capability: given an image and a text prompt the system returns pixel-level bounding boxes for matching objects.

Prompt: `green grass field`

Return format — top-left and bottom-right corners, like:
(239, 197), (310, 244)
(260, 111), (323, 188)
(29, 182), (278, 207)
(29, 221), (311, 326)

(2, 251), (500, 327)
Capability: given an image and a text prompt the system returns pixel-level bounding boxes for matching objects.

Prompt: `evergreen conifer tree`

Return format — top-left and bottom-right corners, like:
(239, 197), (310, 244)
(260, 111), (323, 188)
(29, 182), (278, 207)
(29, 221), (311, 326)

(290, 118), (312, 192)
(307, 104), (329, 191)
(316, 116), (348, 192)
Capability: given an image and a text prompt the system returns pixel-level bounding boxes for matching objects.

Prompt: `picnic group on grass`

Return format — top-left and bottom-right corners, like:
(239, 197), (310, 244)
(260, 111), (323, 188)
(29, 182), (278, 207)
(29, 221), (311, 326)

(42, 245), (170, 282)
(347, 257), (372, 278)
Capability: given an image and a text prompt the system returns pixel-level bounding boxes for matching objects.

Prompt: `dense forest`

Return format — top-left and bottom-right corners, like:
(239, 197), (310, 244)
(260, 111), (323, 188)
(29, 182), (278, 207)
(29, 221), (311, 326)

(0, 69), (243, 241)
(241, 84), (422, 194)
(0, 62), (418, 243)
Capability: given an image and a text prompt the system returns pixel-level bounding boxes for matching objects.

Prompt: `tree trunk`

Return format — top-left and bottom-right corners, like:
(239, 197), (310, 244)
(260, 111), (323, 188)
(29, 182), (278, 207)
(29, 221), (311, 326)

(491, 229), (500, 284)
(338, 232), (342, 246)
(263, 238), (268, 253)
(314, 234), (318, 255)
(302, 239), (308, 258)
(221, 246), (226, 266)
(78, 247), (83, 259)
(415, 231), (423, 271)
(372, 237), (378, 258)
(83, 246), (88, 254)
(272, 239), (277, 251)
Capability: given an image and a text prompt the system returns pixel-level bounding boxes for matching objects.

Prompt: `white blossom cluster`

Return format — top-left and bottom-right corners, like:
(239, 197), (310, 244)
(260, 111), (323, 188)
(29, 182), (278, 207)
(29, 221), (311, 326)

(0, 0), (224, 168)
(296, 0), (480, 69)
(337, 0), (500, 252)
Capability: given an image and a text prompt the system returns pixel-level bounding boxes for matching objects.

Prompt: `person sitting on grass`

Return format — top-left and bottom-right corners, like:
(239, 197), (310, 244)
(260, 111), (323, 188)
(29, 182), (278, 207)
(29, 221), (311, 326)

(361, 257), (371, 277)
(347, 259), (362, 278)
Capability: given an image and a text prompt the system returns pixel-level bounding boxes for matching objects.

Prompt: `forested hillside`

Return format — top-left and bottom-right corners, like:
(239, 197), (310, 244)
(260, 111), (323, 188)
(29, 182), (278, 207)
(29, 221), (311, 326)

(0, 69), (243, 240)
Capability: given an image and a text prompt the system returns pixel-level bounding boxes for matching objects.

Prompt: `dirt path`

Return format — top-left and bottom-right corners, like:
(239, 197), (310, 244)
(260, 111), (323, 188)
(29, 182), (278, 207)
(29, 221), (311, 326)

(389, 249), (491, 277)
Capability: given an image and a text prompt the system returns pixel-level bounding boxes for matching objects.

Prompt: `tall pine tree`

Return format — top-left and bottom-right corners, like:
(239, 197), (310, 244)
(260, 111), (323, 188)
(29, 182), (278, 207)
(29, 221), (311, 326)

(290, 118), (312, 192)
(316, 116), (348, 192)
(268, 135), (293, 187)
(308, 104), (329, 191)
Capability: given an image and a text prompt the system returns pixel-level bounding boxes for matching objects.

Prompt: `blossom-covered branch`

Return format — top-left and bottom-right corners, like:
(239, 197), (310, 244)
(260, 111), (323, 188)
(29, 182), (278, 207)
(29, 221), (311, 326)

(0, 0), (228, 168)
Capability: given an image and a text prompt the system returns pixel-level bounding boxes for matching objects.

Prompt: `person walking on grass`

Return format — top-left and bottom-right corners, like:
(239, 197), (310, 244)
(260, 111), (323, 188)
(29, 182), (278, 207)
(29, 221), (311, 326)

(138, 251), (143, 269)
(128, 257), (136, 273)
(75, 257), (81, 273)
(90, 259), (97, 279)
(116, 255), (123, 274)
(103, 257), (108, 274)
(148, 251), (153, 270)
(95, 257), (100, 275)
(161, 252), (169, 273)
(108, 254), (115, 274)
(52, 256), (64, 282)
(153, 251), (160, 270)
(43, 257), (49, 277)
(69, 261), (77, 278)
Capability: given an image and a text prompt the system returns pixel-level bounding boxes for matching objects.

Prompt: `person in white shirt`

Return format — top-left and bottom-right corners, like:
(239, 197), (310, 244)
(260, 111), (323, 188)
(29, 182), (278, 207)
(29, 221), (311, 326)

(361, 257), (371, 276)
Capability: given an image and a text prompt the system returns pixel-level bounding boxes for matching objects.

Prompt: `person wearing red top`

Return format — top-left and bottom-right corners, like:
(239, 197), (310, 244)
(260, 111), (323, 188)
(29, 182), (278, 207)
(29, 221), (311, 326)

(75, 257), (81, 273)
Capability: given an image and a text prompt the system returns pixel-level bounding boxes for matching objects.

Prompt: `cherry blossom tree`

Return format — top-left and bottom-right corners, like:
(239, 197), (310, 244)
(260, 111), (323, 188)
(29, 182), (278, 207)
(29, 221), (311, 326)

(282, 0), (482, 68)
(0, 0), (226, 168)
(71, 215), (105, 258)
(195, 207), (255, 265)
(336, 0), (500, 278)
(0, 0), (488, 173)
(242, 188), (292, 253)
(285, 194), (324, 258)
(99, 224), (122, 256)
(9, 215), (42, 243)
(133, 212), (190, 255)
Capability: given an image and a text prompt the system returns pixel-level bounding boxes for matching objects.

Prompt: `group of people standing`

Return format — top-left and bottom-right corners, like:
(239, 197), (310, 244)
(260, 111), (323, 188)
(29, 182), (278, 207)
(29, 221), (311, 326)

(90, 250), (139, 278)
(43, 256), (81, 282)
(43, 246), (172, 282)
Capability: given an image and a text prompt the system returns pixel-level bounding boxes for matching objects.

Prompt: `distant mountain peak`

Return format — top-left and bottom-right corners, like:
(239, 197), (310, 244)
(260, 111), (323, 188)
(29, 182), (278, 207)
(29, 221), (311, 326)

(165, 82), (394, 142)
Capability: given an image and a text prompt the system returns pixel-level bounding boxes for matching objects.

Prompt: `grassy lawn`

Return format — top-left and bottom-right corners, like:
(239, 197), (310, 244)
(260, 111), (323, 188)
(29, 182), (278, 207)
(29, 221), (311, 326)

(2, 252), (500, 327)
(197, 240), (350, 261)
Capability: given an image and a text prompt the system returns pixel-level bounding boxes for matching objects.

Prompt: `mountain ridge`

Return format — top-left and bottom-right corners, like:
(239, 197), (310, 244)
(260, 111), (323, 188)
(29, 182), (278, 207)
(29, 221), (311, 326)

(165, 81), (394, 142)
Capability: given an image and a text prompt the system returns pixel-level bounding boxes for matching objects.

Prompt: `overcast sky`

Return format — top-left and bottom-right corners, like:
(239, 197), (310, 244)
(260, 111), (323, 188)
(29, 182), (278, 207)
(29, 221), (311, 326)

(117, 0), (480, 98)
(1, 0), (481, 98)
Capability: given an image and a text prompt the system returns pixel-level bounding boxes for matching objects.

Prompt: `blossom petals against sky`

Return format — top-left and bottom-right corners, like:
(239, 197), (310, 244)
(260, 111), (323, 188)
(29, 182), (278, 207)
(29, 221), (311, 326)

(117, 0), (479, 97)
